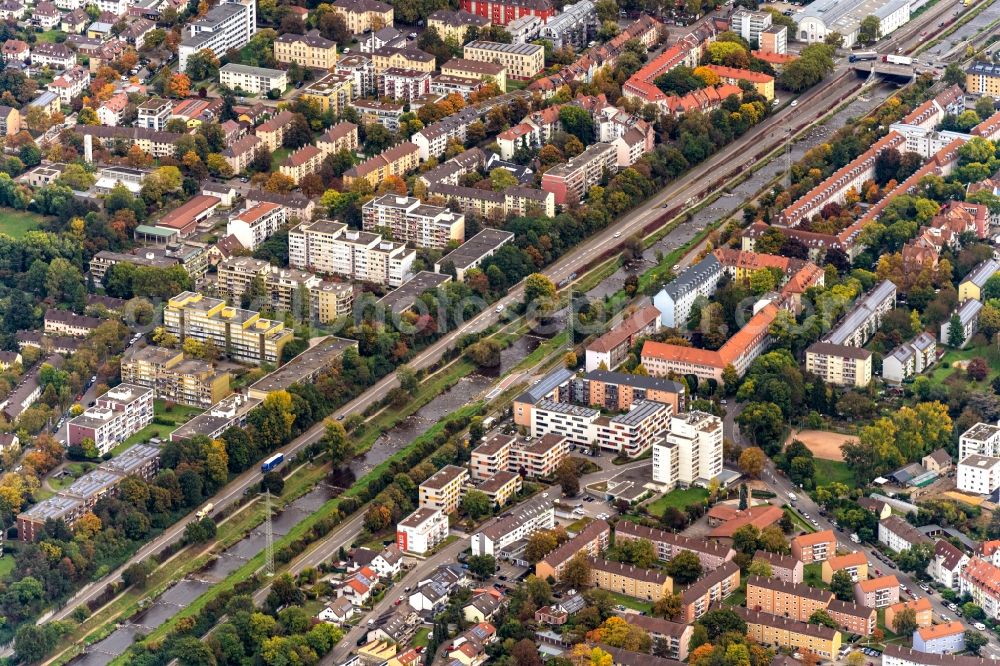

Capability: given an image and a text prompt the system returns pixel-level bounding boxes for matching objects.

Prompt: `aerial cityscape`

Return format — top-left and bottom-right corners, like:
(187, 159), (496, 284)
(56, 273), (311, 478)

(0, 0), (999, 663)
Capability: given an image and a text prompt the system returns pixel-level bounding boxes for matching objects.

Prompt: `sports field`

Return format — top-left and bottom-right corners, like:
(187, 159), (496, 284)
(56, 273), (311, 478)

(786, 429), (857, 461)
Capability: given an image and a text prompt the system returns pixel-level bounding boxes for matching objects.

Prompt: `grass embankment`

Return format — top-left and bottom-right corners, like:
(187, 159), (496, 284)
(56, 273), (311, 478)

(54, 460), (331, 662)
(128, 401), (484, 652)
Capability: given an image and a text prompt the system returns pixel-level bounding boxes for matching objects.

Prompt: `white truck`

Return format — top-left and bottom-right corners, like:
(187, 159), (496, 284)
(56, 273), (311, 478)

(195, 502), (214, 520)
(787, 492), (797, 503)
(850, 533), (861, 544)
(884, 54), (913, 65)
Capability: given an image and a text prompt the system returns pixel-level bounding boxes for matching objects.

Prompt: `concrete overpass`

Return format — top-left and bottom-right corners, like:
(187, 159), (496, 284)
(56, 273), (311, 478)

(850, 61), (918, 80)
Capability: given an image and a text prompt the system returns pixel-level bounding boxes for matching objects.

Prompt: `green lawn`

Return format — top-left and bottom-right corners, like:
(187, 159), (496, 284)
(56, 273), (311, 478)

(0, 556), (14, 578)
(412, 628), (430, 648)
(35, 29), (66, 43)
(646, 487), (709, 516)
(114, 400), (203, 453)
(814, 459), (855, 486)
(804, 562), (825, 589)
(927, 344), (1000, 387)
(0, 208), (45, 238)
(608, 591), (653, 613)
(270, 147), (291, 171)
(724, 579), (747, 607)
(785, 507), (815, 534)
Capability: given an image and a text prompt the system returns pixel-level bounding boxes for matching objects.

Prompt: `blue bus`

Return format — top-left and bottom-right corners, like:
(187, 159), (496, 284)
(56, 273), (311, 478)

(261, 453), (284, 474)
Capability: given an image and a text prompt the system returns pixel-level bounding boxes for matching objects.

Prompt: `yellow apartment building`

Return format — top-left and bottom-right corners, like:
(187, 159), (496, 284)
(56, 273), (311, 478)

(736, 607), (842, 659)
(372, 46), (436, 75)
(331, 0), (393, 34)
(419, 464), (469, 513)
(463, 41), (544, 79)
(274, 29), (339, 69)
(301, 73), (353, 115)
(163, 291), (293, 365)
(342, 142), (421, 189)
(588, 558), (673, 601)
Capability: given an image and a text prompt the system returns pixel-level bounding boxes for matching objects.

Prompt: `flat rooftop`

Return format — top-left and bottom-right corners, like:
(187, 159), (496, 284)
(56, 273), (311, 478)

(247, 336), (358, 396)
(435, 228), (515, 271)
(377, 272), (452, 315)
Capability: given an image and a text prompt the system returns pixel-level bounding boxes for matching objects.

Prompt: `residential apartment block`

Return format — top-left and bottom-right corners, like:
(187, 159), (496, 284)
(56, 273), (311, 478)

(419, 464), (469, 513)
(882, 332), (937, 383)
(734, 607), (841, 660)
(476, 470), (521, 506)
(288, 219), (415, 287)
(541, 141), (617, 205)
(343, 142), (421, 189)
(66, 384), (154, 454)
(652, 253), (723, 328)
(274, 29), (338, 69)
(178, 0), (256, 71)
(219, 63), (287, 95)
(170, 393), (260, 442)
(581, 370), (685, 416)
(434, 228), (515, 281)
(587, 558), (673, 601)
(458, 0), (555, 26)
(615, 520), (735, 570)
(624, 616), (692, 661)
(960, 557), (1000, 619)
(879, 515), (933, 553)
(470, 494), (554, 557)
(641, 303), (778, 382)
(680, 560), (740, 622)
(913, 621), (965, 654)
(216, 257), (354, 323)
(745, 576), (833, 622)
(427, 9), (489, 42)
(885, 598), (933, 631)
(824, 280), (897, 348)
(302, 74), (354, 115)
(958, 454), (1000, 495)
(463, 41), (543, 79)
(509, 433), (569, 478)
(929, 539), (969, 591)
(821, 551), (867, 583)
(854, 575), (900, 608)
(960, 422), (1000, 460)
(753, 550), (803, 584)
(791, 529), (836, 563)
(44, 309), (102, 337)
(163, 291), (293, 365)
(826, 599), (877, 636)
(585, 305), (660, 372)
(362, 195), (465, 249)
(226, 202), (287, 251)
(534, 519), (609, 581)
(941, 299), (983, 348)
(396, 507), (449, 554)
(805, 342), (873, 387)
(331, 0), (393, 33)
(121, 346), (230, 408)
(652, 410), (724, 489)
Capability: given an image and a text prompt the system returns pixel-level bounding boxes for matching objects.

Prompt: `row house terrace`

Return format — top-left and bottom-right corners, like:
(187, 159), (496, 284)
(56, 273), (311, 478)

(779, 132), (907, 228)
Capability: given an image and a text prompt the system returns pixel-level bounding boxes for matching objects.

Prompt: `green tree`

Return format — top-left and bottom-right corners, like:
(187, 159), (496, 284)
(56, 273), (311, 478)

(809, 609), (838, 628)
(948, 313), (965, 347)
(461, 490), (492, 519)
(665, 550), (703, 584)
(892, 607), (917, 636)
(467, 554), (496, 578)
(698, 609), (747, 640)
(966, 630), (989, 655)
(555, 458), (580, 496)
(830, 569), (855, 601)
(857, 15), (881, 44)
(558, 105), (595, 144)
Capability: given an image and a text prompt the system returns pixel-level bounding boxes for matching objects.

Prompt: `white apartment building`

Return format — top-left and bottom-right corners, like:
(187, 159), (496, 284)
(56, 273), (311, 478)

(882, 332), (937, 384)
(928, 540), (969, 591)
(362, 195), (465, 249)
(729, 8), (772, 45)
(652, 254), (723, 328)
(594, 400), (672, 458)
(178, 0), (256, 72)
(219, 63), (287, 95)
(825, 280), (897, 348)
(805, 342), (873, 387)
(136, 97), (171, 131)
(957, 455), (1000, 495)
(66, 384), (154, 455)
(959, 422), (1000, 461)
(470, 494), (554, 557)
(529, 399), (600, 445)
(879, 516), (931, 554)
(652, 411), (724, 489)
(470, 434), (513, 481)
(288, 219), (416, 287)
(226, 202), (287, 251)
(396, 507), (449, 554)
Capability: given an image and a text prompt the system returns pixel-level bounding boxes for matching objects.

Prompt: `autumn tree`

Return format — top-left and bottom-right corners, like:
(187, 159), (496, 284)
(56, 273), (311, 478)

(738, 446), (766, 478)
(167, 72), (191, 98)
